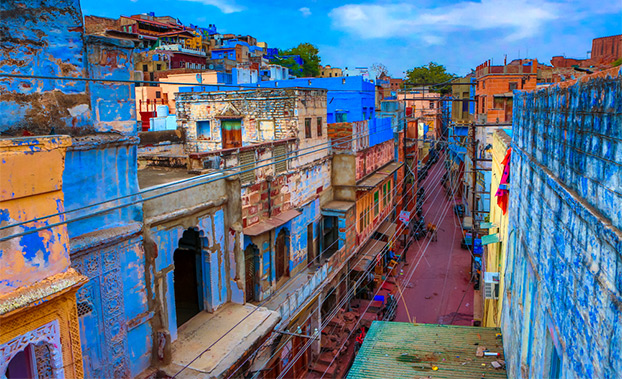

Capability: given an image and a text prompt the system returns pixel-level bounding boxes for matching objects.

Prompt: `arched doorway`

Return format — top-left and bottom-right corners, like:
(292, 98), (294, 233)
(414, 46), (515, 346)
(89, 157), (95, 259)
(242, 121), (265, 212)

(244, 244), (258, 302)
(174, 228), (203, 327)
(275, 228), (289, 283)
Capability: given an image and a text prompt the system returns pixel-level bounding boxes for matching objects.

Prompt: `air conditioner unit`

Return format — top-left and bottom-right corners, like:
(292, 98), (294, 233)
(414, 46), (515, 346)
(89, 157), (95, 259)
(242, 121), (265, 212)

(484, 272), (500, 300)
(202, 156), (221, 170)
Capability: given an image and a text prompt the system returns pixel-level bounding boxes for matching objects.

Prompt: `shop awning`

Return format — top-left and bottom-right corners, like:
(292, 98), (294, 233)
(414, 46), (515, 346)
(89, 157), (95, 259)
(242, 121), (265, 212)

(356, 162), (404, 189)
(353, 241), (388, 271)
(243, 209), (301, 236)
(481, 233), (500, 245)
(376, 220), (397, 237)
(480, 222), (498, 229)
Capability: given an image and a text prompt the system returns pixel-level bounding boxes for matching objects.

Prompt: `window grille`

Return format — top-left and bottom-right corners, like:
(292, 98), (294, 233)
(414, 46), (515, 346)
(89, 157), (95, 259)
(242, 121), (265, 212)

(77, 301), (93, 317)
(239, 150), (256, 184)
(34, 343), (54, 379)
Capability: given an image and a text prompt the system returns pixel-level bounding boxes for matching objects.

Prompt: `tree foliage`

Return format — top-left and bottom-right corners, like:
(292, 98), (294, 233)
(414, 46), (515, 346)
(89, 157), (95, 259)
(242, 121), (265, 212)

(274, 43), (321, 77)
(405, 62), (456, 93)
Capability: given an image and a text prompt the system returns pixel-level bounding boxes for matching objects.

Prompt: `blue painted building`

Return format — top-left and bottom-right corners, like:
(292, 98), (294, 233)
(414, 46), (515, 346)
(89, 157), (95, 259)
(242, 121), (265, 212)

(183, 76), (377, 124)
(502, 68), (622, 378)
(1, 2), (276, 378)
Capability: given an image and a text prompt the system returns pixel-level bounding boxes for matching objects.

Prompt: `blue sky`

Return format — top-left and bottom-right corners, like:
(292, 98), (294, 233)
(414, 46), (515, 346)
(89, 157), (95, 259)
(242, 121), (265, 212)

(81, 0), (622, 77)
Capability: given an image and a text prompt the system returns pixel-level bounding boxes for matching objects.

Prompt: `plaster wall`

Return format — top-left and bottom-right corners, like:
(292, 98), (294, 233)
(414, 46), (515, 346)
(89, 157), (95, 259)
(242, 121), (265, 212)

(501, 69), (622, 379)
(0, 136), (72, 294)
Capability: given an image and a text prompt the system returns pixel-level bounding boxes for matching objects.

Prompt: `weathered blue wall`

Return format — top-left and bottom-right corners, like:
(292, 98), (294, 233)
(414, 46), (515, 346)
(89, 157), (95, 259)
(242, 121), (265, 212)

(0, 1), (152, 377)
(502, 69), (622, 379)
(290, 198), (321, 272)
(150, 208), (242, 340)
(0, 0), (90, 133)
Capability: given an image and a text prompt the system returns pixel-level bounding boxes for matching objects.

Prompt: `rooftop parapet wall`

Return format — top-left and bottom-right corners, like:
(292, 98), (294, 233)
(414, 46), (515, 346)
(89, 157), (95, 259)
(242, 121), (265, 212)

(503, 67), (622, 379)
(512, 67), (622, 230)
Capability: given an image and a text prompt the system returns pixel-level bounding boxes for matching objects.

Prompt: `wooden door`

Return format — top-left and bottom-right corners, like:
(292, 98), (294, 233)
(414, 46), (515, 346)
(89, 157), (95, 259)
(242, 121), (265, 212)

(221, 119), (242, 149)
(275, 229), (288, 281)
(245, 245), (256, 302)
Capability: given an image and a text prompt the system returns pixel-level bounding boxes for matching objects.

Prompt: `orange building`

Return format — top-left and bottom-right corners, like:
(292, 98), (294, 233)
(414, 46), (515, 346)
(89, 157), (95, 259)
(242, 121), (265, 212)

(474, 59), (539, 125)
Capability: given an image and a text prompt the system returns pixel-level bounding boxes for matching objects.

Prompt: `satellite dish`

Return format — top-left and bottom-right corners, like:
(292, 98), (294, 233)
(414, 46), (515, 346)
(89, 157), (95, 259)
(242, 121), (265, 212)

(209, 64), (215, 69)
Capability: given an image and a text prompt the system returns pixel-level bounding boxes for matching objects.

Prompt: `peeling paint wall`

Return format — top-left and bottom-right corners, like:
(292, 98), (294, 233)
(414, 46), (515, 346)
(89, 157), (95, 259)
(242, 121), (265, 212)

(0, 136), (72, 294)
(0, 0), (89, 134)
(502, 69), (622, 379)
(356, 139), (394, 181)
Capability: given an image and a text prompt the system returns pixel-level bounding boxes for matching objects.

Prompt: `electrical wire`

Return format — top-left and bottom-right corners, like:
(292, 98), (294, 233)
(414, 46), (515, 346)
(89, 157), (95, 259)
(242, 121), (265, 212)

(0, 124), (395, 242)
(309, 162), (465, 379)
(0, 123), (388, 233)
(279, 166), (463, 379)
(199, 151), (450, 379)
(173, 158), (435, 378)
(240, 150), (453, 378)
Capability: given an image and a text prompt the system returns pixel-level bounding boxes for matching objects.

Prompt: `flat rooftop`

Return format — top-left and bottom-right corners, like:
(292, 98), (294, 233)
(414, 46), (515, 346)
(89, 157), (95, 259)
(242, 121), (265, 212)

(137, 167), (198, 189)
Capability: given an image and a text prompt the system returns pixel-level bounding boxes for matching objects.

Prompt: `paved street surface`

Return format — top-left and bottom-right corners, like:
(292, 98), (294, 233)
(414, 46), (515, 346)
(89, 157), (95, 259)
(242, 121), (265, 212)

(395, 160), (474, 325)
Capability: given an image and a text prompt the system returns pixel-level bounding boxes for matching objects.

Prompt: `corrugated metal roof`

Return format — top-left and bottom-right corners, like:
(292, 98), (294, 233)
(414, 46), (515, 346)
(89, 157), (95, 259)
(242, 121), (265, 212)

(353, 241), (387, 271)
(357, 162), (403, 188)
(348, 322), (507, 379)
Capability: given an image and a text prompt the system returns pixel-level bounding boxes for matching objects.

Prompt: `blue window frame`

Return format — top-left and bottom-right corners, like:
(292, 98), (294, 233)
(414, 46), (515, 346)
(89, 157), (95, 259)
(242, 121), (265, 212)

(197, 120), (210, 139)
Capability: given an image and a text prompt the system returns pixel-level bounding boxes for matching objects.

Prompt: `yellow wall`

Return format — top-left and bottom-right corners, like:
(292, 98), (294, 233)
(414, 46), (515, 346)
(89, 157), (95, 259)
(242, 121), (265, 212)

(482, 131), (511, 327)
(0, 136), (72, 294)
(0, 136), (86, 377)
(356, 177), (394, 239)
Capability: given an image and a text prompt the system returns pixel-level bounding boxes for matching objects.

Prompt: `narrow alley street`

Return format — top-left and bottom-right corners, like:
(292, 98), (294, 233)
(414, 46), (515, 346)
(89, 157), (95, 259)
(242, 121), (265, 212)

(395, 158), (474, 326)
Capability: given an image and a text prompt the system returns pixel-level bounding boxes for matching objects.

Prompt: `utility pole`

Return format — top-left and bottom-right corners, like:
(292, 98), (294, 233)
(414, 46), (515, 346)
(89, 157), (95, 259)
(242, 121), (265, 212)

(470, 121), (477, 278)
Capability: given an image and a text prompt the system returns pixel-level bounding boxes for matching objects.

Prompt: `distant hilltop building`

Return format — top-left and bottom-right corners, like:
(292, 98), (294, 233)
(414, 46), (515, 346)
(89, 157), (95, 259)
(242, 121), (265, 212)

(550, 34), (621, 68)
(319, 65), (343, 78)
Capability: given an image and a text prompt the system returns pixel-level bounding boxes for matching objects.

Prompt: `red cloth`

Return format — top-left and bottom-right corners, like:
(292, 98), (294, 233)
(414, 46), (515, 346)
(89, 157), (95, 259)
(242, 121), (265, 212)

(495, 148), (512, 215)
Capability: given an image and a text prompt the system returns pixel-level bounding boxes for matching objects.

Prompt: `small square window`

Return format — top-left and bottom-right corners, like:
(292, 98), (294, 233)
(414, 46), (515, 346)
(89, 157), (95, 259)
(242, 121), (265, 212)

(197, 120), (210, 139)
(155, 91), (161, 99)
(142, 64), (148, 72)
(509, 82), (518, 91)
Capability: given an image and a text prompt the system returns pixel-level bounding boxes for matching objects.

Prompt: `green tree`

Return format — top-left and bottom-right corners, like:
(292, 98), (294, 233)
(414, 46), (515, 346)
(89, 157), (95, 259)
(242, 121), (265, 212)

(274, 43), (321, 77)
(405, 62), (456, 94)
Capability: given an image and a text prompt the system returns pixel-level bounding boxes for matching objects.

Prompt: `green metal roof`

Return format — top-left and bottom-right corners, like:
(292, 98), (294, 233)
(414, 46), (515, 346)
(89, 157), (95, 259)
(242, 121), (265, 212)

(348, 322), (507, 379)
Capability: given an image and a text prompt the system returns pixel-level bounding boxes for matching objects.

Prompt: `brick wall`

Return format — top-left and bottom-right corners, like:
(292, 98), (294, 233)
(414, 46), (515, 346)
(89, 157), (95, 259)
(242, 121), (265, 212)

(502, 68), (622, 378)
(176, 88), (327, 153)
(355, 139), (394, 181)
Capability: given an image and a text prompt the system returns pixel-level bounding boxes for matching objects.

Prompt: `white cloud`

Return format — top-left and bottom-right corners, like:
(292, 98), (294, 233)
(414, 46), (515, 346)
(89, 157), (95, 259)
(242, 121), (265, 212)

(299, 7), (312, 17)
(329, 0), (562, 41)
(181, 0), (244, 14)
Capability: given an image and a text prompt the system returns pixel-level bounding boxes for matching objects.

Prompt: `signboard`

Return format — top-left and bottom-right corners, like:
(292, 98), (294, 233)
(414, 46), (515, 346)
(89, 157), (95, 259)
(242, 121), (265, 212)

(399, 210), (411, 224)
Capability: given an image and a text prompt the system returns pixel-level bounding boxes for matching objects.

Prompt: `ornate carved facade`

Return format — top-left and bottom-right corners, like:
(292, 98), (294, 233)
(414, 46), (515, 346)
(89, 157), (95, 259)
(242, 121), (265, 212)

(0, 283), (85, 379)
